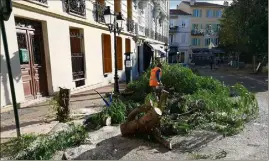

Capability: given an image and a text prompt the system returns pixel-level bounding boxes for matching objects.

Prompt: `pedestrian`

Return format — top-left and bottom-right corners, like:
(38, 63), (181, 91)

(149, 63), (163, 101)
(209, 56), (213, 70)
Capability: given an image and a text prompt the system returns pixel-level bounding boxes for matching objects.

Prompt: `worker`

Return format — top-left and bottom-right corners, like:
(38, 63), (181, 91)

(149, 63), (163, 100)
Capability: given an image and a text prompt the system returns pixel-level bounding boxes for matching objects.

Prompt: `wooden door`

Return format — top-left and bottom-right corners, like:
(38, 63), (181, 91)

(16, 18), (48, 99)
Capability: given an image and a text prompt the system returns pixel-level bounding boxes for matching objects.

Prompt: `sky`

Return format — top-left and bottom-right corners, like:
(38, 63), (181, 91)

(170, 0), (233, 9)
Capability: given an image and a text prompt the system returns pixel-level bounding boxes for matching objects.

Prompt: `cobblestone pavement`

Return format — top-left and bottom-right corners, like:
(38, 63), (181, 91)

(0, 84), (126, 139)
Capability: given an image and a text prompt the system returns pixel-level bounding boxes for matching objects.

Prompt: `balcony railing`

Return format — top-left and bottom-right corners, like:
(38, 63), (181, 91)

(191, 29), (204, 36)
(169, 26), (178, 33)
(64, 0), (86, 16)
(33, 0), (47, 4)
(145, 27), (150, 37)
(93, 2), (106, 23)
(127, 18), (135, 33)
(150, 30), (154, 39)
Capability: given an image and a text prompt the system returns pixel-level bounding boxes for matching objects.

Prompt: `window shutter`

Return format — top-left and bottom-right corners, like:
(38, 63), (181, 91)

(192, 24), (195, 30)
(102, 34), (112, 73)
(199, 9), (202, 17)
(199, 24), (202, 29)
(127, 0), (132, 18)
(198, 39), (200, 46)
(207, 10), (209, 17)
(116, 37), (123, 70)
(193, 9), (195, 16)
(114, 0), (121, 13)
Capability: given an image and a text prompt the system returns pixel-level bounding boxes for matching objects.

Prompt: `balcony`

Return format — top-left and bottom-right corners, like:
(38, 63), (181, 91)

(33, 0), (47, 4)
(169, 26), (178, 33)
(64, 0), (86, 17)
(145, 27), (150, 37)
(127, 18), (135, 33)
(150, 30), (155, 39)
(92, 2), (106, 23)
(191, 29), (204, 36)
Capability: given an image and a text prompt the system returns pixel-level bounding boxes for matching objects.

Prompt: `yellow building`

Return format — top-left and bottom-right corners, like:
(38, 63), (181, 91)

(177, 0), (228, 49)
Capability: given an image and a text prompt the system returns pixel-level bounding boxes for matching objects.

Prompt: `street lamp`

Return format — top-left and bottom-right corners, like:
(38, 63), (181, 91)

(103, 6), (124, 93)
(0, 0), (21, 137)
(164, 43), (169, 63)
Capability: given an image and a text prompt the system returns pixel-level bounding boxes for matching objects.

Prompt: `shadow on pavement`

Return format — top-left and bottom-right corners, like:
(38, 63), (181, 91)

(74, 131), (221, 160)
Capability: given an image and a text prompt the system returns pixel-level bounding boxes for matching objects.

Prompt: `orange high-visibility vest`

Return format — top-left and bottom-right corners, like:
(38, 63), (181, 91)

(149, 67), (162, 87)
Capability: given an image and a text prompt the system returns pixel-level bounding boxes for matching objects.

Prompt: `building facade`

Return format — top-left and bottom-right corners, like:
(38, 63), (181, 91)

(177, 0), (227, 49)
(169, 9), (191, 63)
(0, 0), (169, 107)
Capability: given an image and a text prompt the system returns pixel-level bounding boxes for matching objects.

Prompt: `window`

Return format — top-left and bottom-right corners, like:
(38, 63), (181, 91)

(181, 20), (186, 28)
(205, 38), (211, 45)
(207, 10), (213, 17)
(170, 35), (173, 43)
(216, 10), (222, 18)
(102, 34), (112, 73)
(192, 38), (200, 46)
(69, 28), (85, 82)
(216, 24), (221, 32)
(116, 37), (123, 70)
(215, 38), (219, 46)
(114, 0), (121, 13)
(193, 9), (202, 17)
(181, 34), (186, 43)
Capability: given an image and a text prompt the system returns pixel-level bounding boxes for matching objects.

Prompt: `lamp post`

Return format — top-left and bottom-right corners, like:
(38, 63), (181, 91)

(0, 0), (21, 137)
(164, 43), (169, 63)
(103, 6), (124, 93)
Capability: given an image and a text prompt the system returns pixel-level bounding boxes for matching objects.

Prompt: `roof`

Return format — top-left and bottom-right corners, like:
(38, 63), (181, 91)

(182, 1), (224, 7)
(170, 9), (192, 15)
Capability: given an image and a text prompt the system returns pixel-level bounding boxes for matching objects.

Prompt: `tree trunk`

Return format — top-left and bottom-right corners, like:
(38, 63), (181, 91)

(120, 90), (171, 149)
(57, 87), (71, 122)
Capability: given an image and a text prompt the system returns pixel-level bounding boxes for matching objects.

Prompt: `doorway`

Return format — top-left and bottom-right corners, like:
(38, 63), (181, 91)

(15, 17), (48, 100)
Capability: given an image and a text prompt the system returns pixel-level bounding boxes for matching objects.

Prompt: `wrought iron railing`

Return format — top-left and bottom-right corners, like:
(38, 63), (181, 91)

(126, 18), (135, 33)
(145, 27), (150, 37)
(64, 0), (86, 17)
(34, 0), (47, 4)
(71, 53), (85, 80)
(150, 30), (154, 39)
(191, 29), (204, 36)
(92, 2), (106, 23)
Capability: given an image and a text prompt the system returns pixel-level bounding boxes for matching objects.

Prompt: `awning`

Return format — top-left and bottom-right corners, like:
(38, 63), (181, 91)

(148, 43), (167, 57)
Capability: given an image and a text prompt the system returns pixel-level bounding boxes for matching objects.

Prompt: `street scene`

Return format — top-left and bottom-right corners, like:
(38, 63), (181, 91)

(0, 0), (268, 160)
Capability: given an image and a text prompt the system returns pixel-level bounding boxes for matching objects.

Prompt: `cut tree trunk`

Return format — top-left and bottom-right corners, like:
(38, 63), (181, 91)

(120, 89), (172, 150)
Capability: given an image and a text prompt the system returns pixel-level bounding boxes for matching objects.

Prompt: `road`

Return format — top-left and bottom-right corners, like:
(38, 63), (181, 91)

(67, 68), (268, 160)
(196, 68), (268, 160)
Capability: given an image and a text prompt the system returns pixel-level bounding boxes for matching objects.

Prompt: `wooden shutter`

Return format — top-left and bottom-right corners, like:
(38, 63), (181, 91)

(116, 37), (123, 70)
(70, 29), (81, 53)
(96, 0), (105, 4)
(199, 9), (202, 17)
(192, 9), (195, 16)
(198, 39), (200, 46)
(125, 38), (131, 52)
(192, 24), (195, 30)
(199, 24), (202, 29)
(102, 34), (112, 73)
(127, 0), (132, 18)
(114, 0), (121, 13)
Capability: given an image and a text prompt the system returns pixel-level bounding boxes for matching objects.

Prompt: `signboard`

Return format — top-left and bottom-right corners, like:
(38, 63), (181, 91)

(19, 48), (29, 63)
(125, 60), (132, 68)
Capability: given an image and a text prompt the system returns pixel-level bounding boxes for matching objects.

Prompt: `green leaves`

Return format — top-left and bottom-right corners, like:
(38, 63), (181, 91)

(219, 0), (268, 56)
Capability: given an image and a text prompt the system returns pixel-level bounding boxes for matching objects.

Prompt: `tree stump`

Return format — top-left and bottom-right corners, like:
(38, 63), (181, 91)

(57, 87), (71, 122)
(120, 89), (172, 150)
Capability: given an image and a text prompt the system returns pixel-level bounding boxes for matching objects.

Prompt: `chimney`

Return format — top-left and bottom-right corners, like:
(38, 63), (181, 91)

(190, 0), (195, 6)
(223, 1), (229, 6)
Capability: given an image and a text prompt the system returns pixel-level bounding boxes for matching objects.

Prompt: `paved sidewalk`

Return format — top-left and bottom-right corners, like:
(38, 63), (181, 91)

(0, 83), (126, 140)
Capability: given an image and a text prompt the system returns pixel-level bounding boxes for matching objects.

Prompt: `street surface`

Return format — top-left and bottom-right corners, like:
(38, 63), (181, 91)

(0, 68), (268, 160)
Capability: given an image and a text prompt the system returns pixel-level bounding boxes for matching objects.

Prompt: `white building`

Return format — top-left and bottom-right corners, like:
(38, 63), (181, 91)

(0, 0), (169, 107)
(169, 9), (191, 63)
